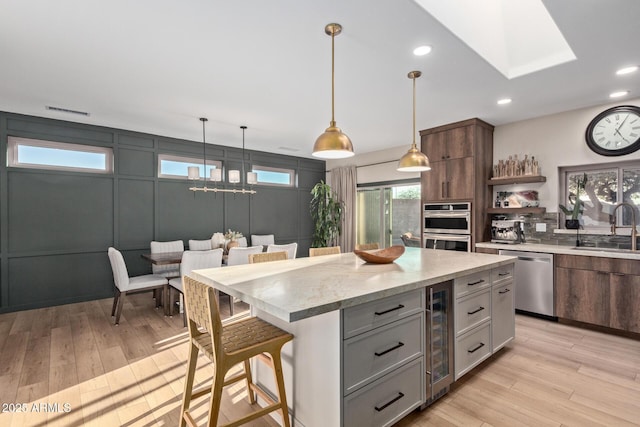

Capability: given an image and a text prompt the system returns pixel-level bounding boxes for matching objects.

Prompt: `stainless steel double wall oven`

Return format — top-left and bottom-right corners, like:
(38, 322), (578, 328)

(423, 202), (472, 252)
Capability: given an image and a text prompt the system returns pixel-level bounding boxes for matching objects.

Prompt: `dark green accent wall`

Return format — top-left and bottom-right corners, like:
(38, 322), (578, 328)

(0, 112), (325, 313)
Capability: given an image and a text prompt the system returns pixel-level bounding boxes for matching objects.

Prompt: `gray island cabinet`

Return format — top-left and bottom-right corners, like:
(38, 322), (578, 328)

(191, 247), (515, 427)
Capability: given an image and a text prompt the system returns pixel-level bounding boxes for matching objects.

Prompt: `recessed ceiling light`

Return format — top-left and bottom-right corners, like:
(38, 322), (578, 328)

(497, 98), (512, 105)
(616, 66), (638, 75)
(413, 45), (432, 56)
(610, 91), (629, 98)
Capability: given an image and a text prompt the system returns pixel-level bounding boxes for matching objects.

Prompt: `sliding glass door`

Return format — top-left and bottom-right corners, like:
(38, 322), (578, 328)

(357, 183), (421, 248)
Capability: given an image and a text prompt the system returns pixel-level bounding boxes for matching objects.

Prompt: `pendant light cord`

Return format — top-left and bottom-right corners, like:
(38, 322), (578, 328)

(412, 76), (416, 148)
(201, 117), (207, 177)
(241, 125), (247, 183)
(331, 30), (335, 125)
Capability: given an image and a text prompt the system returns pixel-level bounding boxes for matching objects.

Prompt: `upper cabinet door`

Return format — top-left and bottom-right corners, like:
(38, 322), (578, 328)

(421, 126), (473, 161)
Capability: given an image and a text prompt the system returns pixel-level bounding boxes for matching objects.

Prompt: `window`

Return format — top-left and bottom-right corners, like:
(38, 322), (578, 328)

(251, 165), (295, 186)
(357, 183), (421, 247)
(560, 161), (640, 228)
(158, 154), (222, 179)
(8, 136), (113, 173)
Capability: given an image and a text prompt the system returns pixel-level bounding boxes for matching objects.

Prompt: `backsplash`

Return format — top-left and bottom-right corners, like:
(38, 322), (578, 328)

(492, 212), (638, 250)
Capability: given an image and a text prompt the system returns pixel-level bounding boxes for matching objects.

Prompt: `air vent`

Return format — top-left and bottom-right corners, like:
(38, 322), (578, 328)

(278, 146), (299, 152)
(46, 106), (90, 116)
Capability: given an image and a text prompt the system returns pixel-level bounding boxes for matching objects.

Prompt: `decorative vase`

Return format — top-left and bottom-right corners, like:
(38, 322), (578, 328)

(565, 219), (580, 230)
(226, 239), (239, 253)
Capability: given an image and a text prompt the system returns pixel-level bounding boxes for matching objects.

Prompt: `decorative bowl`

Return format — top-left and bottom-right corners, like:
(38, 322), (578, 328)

(354, 245), (405, 264)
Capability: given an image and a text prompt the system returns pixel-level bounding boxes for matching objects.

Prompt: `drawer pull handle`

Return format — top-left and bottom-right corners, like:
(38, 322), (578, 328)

(375, 342), (405, 357)
(374, 392), (405, 412)
(468, 279), (485, 286)
(374, 304), (405, 316)
(498, 288), (511, 294)
(498, 272), (510, 276)
(467, 306), (485, 315)
(468, 342), (485, 354)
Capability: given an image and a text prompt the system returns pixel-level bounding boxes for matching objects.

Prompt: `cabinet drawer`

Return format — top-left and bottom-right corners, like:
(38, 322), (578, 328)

(492, 264), (514, 285)
(455, 289), (491, 336)
(455, 322), (491, 380)
(344, 357), (424, 427)
(454, 270), (491, 298)
(343, 313), (423, 395)
(343, 288), (424, 339)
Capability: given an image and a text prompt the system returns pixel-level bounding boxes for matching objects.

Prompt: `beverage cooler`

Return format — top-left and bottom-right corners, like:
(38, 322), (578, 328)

(422, 280), (454, 408)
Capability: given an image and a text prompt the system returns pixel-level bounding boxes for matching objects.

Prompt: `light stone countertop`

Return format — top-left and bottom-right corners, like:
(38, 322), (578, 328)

(191, 247), (515, 323)
(476, 242), (640, 260)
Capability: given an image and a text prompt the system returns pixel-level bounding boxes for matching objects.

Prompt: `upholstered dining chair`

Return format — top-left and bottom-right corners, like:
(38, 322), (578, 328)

(150, 240), (184, 278)
(169, 249), (223, 326)
(267, 242), (298, 260)
(188, 239), (212, 251)
(309, 246), (341, 257)
(180, 276), (293, 427)
(251, 234), (275, 250)
(249, 251), (288, 264)
(355, 243), (379, 250)
(107, 247), (168, 325)
(226, 246), (264, 266)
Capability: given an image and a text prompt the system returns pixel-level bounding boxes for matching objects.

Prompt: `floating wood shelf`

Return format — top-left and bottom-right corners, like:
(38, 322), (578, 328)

(486, 207), (546, 214)
(487, 176), (546, 185)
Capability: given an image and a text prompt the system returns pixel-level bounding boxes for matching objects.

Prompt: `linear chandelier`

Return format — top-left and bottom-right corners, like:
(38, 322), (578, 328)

(188, 118), (257, 194)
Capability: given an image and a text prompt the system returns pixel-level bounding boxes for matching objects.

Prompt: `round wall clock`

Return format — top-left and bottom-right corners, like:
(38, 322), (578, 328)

(585, 105), (640, 156)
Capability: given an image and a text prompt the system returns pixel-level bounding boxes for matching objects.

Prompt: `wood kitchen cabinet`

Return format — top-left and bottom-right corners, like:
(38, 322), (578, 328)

(555, 254), (640, 333)
(555, 267), (610, 327)
(420, 118), (494, 247)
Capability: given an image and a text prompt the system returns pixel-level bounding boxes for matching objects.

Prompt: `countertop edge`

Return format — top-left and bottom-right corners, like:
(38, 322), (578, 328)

(476, 242), (640, 259)
(193, 254), (516, 323)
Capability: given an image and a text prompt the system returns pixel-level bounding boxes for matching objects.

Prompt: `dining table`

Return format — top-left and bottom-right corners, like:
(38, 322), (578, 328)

(141, 251), (184, 265)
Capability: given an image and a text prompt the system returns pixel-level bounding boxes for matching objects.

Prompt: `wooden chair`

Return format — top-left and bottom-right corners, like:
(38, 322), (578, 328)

(309, 246), (341, 257)
(355, 243), (379, 250)
(249, 251), (288, 264)
(180, 276), (293, 427)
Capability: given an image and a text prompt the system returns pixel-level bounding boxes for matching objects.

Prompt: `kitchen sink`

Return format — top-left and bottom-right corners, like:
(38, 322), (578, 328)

(571, 246), (636, 253)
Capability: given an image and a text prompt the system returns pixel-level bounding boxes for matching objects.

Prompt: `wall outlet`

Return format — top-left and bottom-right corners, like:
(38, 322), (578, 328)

(535, 223), (547, 232)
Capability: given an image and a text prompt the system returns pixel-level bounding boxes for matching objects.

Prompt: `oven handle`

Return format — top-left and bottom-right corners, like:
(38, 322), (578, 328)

(424, 212), (470, 219)
(423, 233), (471, 243)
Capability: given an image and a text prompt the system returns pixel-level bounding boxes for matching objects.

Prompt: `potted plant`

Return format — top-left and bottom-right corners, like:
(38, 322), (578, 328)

(310, 181), (343, 248)
(559, 173), (587, 229)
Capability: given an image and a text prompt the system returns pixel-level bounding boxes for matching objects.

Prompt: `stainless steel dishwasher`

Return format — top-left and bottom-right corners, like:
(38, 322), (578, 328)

(498, 250), (555, 317)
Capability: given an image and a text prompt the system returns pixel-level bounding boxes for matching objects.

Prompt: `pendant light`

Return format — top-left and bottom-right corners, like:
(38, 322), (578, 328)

(312, 23), (354, 159)
(397, 71), (431, 172)
(188, 117), (210, 186)
(188, 118), (255, 194)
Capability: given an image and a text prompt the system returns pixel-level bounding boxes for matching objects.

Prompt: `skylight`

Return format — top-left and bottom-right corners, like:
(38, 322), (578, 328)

(414, 0), (576, 79)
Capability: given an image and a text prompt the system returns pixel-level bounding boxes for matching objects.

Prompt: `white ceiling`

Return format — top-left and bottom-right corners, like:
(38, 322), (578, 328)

(1, 0), (639, 159)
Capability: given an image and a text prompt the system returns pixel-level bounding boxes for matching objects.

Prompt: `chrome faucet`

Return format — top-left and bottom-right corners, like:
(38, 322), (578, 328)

(610, 202), (638, 251)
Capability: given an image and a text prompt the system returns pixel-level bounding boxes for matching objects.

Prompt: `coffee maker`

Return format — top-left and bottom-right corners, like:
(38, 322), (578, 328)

(491, 220), (525, 244)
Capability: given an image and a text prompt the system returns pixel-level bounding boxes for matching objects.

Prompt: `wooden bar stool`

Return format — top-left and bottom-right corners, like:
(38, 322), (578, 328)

(249, 251), (288, 263)
(308, 246), (341, 257)
(180, 276), (293, 427)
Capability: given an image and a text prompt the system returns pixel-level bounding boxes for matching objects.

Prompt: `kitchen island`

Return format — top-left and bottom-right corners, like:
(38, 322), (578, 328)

(191, 247), (515, 427)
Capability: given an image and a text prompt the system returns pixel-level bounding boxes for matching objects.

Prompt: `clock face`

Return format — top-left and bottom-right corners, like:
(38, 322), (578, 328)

(586, 105), (640, 156)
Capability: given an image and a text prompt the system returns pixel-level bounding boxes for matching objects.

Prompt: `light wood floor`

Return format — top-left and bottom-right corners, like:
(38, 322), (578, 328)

(0, 294), (639, 427)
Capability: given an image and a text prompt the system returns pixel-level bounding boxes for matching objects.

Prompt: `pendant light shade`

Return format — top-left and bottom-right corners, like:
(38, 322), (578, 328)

(398, 71), (431, 172)
(312, 23), (354, 159)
